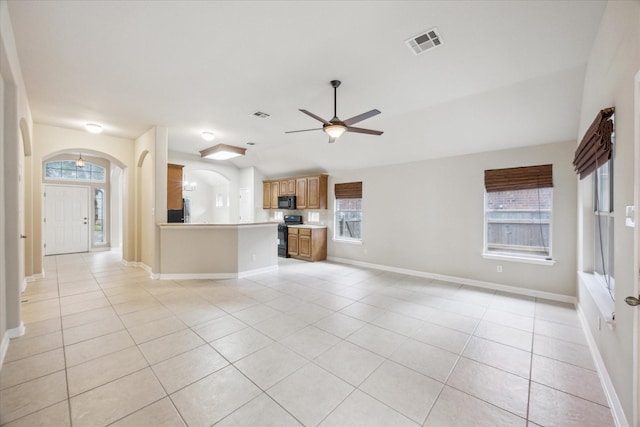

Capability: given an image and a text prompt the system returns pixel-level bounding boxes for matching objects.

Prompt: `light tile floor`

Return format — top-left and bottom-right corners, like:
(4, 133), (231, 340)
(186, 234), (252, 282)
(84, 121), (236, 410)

(0, 251), (616, 426)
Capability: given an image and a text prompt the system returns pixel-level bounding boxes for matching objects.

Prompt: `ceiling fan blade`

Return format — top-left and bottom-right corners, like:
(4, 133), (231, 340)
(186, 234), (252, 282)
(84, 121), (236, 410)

(299, 109), (331, 125)
(346, 126), (384, 136)
(285, 128), (323, 134)
(343, 109), (381, 126)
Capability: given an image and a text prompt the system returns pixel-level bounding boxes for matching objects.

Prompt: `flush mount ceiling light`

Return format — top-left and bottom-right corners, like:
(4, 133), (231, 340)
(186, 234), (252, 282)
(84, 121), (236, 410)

(201, 131), (215, 141)
(85, 123), (103, 134)
(76, 153), (85, 168)
(200, 143), (246, 160)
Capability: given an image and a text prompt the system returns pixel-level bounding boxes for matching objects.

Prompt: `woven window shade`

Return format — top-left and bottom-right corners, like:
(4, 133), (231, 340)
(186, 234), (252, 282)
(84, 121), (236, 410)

(573, 107), (614, 180)
(335, 182), (362, 199)
(484, 164), (553, 193)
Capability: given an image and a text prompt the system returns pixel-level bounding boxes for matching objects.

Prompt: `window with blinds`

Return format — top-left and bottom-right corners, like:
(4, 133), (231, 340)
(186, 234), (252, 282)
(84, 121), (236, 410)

(334, 182), (363, 242)
(484, 165), (553, 260)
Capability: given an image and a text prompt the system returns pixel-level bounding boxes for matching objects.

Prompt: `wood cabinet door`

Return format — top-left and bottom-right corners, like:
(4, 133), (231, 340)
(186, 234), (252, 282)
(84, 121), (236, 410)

(299, 230), (311, 258)
(270, 181), (280, 208)
(279, 179), (295, 195)
(295, 178), (307, 209)
(288, 234), (298, 256)
(167, 164), (184, 210)
(263, 182), (271, 209)
(307, 176), (320, 209)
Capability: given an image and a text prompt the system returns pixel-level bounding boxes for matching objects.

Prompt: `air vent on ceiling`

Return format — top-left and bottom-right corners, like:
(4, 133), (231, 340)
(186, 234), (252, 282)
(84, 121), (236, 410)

(252, 111), (270, 118)
(405, 28), (443, 56)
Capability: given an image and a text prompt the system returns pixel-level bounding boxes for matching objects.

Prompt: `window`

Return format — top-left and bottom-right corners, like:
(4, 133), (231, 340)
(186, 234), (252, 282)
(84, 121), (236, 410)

(94, 188), (106, 245)
(595, 150), (614, 298)
(484, 165), (553, 260)
(45, 161), (106, 182)
(334, 182), (362, 242)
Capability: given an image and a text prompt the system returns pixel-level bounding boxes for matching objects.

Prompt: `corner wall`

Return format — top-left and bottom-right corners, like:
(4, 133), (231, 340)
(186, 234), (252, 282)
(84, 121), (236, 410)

(575, 1), (640, 423)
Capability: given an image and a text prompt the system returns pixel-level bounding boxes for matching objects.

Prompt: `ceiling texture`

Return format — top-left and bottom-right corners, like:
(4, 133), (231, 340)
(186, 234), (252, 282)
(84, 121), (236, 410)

(7, 0), (607, 177)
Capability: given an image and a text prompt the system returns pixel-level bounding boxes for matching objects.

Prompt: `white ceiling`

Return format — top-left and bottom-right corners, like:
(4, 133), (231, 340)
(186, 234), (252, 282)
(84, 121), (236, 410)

(7, 0), (606, 177)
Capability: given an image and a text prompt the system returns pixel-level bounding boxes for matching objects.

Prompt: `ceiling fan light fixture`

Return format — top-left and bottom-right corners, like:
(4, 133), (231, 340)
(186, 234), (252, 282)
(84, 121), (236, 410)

(324, 124), (347, 139)
(200, 143), (246, 160)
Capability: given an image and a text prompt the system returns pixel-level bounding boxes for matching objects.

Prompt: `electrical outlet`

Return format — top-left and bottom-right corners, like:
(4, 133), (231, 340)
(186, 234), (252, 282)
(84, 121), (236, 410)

(497, 265), (503, 273)
(363, 249), (368, 255)
(251, 254), (256, 261)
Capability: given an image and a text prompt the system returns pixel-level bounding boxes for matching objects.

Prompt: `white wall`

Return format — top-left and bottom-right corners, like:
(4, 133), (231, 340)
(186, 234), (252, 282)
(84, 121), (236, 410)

(328, 140), (577, 297)
(576, 1), (640, 423)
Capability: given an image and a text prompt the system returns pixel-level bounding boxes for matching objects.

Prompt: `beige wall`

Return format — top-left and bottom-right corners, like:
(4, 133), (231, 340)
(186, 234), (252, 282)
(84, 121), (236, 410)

(575, 1), (640, 422)
(328, 140), (577, 297)
(30, 124), (136, 272)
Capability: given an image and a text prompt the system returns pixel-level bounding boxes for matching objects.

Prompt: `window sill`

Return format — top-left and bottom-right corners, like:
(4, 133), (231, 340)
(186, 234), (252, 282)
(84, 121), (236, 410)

(578, 271), (616, 325)
(333, 238), (363, 245)
(482, 252), (555, 266)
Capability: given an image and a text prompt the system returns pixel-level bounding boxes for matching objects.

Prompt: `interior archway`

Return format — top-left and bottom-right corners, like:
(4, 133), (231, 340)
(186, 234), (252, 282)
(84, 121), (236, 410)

(182, 169), (231, 223)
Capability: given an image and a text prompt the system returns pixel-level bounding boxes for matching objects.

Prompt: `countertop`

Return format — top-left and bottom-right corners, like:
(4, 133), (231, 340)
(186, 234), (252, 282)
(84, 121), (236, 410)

(287, 224), (327, 229)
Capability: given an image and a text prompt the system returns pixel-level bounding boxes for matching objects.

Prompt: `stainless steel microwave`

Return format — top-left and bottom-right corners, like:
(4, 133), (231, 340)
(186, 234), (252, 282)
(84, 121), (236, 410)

(278, 195), (296, 210)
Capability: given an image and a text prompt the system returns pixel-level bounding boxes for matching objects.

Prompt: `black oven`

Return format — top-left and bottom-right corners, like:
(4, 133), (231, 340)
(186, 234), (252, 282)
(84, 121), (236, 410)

(278, 215), (303, 257)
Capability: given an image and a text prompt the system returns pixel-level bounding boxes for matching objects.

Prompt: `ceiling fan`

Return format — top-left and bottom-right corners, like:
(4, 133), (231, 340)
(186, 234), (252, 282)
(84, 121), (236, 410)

(286, 80), (383, 143)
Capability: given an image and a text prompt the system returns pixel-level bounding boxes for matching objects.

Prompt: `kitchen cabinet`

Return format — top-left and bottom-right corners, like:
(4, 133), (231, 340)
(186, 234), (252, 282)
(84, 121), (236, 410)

(279, 179), (295, 196)
(263, 173), (328, 210)
(270, 181), (280, 209)
(287, 227), (299, 256)
(263, 181), (272, 209)
(167, 163), (184, 210)
(306, 175), (327, 209)
(295, 177), (307, 209)
(287, 226), (326, 261)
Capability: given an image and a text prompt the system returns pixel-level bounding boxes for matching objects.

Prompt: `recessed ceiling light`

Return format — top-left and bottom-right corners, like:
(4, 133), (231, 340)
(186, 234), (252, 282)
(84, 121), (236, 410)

(201, 131), (215, 141)
(85, 123), (103, 134)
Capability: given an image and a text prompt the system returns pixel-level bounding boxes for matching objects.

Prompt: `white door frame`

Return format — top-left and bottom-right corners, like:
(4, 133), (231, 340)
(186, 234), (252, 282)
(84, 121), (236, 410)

(632, 68), (640, 427)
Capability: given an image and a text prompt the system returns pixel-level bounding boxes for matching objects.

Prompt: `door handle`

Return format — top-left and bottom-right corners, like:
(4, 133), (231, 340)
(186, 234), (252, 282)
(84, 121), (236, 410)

(83, 217), (88, 225)
(625, 295), (640, 306)
(20, 234), (27, 239)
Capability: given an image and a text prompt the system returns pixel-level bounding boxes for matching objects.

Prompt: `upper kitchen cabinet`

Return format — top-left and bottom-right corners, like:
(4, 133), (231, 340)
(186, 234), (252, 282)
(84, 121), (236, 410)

(263, 174), (328, 210)
(167, 163), (184, 210)
(279, 178), (296, 196)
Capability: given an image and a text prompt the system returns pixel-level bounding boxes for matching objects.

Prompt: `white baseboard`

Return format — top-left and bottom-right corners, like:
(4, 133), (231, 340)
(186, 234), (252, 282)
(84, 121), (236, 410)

(0, 332), (9, 369)
(1, 322), (26, 369)
(156, 265), (279, 281)
(328, 257), (576, 304)
(576, 304), (629, 427)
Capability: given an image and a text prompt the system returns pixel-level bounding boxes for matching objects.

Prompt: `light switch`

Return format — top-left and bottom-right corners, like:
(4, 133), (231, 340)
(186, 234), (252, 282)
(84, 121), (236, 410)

(626, 205), (636, 227)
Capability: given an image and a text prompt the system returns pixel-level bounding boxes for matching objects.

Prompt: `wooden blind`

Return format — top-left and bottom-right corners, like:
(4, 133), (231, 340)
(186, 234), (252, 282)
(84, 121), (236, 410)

(573, 107), (614, 180)
(484, 164), (553, 193)
(335, 181), (362, 199)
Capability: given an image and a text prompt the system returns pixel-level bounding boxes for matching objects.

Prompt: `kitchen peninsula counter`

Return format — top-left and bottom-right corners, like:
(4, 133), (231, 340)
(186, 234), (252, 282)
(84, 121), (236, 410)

(157, 222), (278, 279)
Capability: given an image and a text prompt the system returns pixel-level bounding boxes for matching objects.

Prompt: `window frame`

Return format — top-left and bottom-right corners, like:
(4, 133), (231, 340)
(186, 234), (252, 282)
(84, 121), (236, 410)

(333, 197), (363, 244)
(44, 160), (106, 183)
(594, 156), (615, 298)
(482, 187), (555, 266)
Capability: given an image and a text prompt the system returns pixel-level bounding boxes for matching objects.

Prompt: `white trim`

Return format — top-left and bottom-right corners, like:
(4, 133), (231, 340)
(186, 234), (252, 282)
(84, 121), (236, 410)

(482, 252), (555, 266)
(25, 273), (45, 282)
(21, 278), (27, 292)
(120, 259), (138, 267)
(0, 332), (9, 369)
(578, 271), (616, 324)
(156, 265), (279, 281)
(7, 322), (25, 339)
(576, 304), (629, 427)
(332, 238), (363, 245)
(328, 256), (576, 304)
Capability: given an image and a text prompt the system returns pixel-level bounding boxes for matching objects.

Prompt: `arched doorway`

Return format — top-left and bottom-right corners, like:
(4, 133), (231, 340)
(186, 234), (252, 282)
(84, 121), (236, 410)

(182, 169), (231, 223)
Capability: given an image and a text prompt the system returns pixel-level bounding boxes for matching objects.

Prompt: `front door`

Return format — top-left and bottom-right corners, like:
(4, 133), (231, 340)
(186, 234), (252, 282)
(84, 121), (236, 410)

(44, 184), (89, 255)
